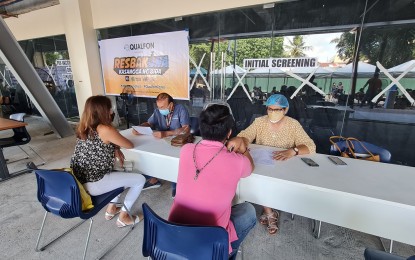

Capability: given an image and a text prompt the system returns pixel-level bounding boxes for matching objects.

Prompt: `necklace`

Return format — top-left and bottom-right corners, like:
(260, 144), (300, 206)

(192, 140), (226, 180)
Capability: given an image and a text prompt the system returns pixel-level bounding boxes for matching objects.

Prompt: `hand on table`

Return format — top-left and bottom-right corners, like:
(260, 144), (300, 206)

(273, 149), (296, 161)
(152, 131), (166, 139)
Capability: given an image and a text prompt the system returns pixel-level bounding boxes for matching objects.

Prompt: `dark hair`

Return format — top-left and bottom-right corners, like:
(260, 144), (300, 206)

(156, 92), (173, 103)
(199, 105), (234, 141)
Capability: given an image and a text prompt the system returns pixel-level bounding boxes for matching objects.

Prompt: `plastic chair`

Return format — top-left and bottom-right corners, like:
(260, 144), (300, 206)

(0, 113), (45, 165)
(34, 169), (133, 260)
(364, 248), (408, 260)
(189, 116), (200, 136)
(329, 140), (391, 163)
(142, 203), (229, 260)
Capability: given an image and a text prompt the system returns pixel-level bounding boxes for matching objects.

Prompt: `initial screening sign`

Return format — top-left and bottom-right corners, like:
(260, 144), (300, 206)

(99, 31), (189, 99)
(243, 58), (317, 69)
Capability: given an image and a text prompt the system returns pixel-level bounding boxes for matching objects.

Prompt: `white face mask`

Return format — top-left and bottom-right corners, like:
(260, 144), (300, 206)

(268, 111), (284, 123)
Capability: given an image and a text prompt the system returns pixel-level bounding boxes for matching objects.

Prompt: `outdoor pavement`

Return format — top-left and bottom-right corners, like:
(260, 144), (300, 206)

(1, 116), (414, 260)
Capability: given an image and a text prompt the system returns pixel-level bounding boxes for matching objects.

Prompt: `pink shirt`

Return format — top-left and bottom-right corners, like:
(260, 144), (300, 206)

(168, 140), (252, 253)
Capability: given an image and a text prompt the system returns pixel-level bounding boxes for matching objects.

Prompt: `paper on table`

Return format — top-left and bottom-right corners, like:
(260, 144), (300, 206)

(250, 147), (275, 165)
(132, 126), (153, 135)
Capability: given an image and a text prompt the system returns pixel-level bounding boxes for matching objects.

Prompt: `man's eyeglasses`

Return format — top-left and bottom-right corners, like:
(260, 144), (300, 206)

(267, 107), (285, 113)
(203, 102), (234, 120)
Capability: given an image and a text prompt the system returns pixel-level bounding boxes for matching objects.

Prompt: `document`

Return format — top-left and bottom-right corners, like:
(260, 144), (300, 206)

(250, 147), (275, 165)
(132, 126), (153, 135)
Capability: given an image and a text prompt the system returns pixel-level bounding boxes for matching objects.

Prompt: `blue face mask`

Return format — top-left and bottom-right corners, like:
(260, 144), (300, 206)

(159, 109), (170, 116)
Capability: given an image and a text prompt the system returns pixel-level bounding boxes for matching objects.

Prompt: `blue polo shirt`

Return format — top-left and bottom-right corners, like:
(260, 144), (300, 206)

(148, 103), (190, 131)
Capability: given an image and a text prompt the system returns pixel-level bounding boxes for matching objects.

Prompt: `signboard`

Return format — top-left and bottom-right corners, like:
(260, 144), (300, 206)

(55, 59), (72, 88)
(99, 31), (190, 99)
(243, 57), (317, 69)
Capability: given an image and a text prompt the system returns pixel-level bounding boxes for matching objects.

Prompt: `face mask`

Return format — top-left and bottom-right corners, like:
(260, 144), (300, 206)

(268, 111), (284, 123)
(159, 109), (170, 116)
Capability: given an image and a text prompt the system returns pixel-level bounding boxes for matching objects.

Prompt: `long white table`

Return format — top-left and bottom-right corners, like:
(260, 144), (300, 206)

(120, 129), (415, 247)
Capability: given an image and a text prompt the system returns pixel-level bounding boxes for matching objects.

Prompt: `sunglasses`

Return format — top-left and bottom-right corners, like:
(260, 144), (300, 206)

(203, 102), (235, 120)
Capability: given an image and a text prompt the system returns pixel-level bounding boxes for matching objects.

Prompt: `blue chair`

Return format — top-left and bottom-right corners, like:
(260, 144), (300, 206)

(189, 116), (200, 136)
(329, 139), (391, 163)
(364, 248), (412, 260)
(142, 203), (229, 260)
(35, 169), (133, 260)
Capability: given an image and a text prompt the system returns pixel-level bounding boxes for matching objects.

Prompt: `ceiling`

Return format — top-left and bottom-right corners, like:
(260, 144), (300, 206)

(0, 0), (58, 18)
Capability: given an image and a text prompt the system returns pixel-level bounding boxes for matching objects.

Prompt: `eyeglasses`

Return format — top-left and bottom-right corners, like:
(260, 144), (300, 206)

(267, 107), (285, 112)
(203, 102), (234, 120)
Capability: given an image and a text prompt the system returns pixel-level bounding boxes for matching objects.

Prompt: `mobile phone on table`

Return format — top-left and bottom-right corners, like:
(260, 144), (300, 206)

(301, 157), (319, 167)
(328, 156), (347, 166)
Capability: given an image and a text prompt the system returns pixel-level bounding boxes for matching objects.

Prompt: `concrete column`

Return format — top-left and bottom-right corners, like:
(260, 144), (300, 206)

(60, 0), (105, 115)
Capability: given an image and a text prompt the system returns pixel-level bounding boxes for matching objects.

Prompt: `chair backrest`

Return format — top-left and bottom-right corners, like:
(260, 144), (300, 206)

(9, 113), (26, 122)
(35, 170), (82, 218)
(142, 203), (229, 260)
(7, 113), (31, 146)
(330, 140), (392, 163)
(189, 116), (200, 136)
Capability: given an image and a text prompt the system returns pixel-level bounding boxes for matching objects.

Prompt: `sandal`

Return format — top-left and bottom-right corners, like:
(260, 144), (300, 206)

(266, 211), (279, 235)
(116, 213), (144, 228)
(259, 210), (279, 225)
(104, 206), (122, 221)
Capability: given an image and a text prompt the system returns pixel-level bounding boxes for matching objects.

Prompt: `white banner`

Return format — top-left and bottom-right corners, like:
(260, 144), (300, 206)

(99, 31), (189, 99)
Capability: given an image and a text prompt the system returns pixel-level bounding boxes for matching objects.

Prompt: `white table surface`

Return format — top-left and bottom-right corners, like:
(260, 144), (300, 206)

(120, 129), (415, 246)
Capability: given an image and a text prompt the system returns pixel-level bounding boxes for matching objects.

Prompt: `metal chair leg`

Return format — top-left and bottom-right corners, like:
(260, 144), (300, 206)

(35, 211), (86, 252)
(35, 212), (48, 252)
(83, 218), (94, 260)
(97, 203), (135, 259)
(317, 221), (322, 239)
(380, 238), (394, 253)
(311, 220), (322, 239)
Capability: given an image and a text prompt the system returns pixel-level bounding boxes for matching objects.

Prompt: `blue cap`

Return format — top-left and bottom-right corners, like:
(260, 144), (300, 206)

(264, 94), (289, 108)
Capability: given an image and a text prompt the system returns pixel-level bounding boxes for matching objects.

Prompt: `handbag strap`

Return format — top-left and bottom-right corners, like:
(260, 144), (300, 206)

(345, 137), (376, 158)
(329, 136), (346, 154)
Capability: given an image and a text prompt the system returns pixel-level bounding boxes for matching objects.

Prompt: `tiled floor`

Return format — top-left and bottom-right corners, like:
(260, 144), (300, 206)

(1, 116), (414, 259)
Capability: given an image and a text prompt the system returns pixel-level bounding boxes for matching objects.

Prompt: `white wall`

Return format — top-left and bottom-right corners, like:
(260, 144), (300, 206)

(5, 0), (271, 40)
(91, 0), (271, 29)
(4, 4), (64, 41)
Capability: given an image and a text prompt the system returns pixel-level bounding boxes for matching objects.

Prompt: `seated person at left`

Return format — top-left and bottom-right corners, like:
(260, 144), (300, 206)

(132, 92), (190, 197)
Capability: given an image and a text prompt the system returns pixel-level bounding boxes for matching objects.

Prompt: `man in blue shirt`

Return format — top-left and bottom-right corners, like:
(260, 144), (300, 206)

(132, 93), (190, 197)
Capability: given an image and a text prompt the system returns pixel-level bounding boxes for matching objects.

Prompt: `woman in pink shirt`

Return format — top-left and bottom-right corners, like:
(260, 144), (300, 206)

(169, 103), (255, 259)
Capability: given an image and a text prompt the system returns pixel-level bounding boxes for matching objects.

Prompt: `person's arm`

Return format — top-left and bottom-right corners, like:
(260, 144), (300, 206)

(242, 146), (254, 173)
(98, 124), (133, 149)
(226, 117), (260, 152)
(273, 120), (315, 161)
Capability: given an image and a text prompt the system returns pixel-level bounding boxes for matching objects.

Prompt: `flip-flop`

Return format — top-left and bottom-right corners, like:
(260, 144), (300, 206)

(116, 214), (144, 228)
(104, 207), (122, 221)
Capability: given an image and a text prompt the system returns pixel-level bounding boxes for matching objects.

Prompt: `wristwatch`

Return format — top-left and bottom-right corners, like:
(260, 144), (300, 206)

(292, 147), (299, 156)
